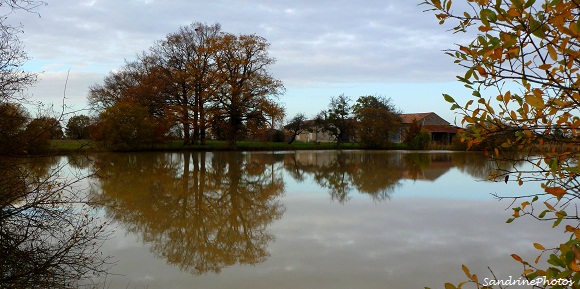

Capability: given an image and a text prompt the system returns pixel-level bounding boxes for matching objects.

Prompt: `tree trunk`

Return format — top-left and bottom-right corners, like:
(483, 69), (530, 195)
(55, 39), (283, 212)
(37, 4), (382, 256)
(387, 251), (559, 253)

(183, 119), (191, 145)
(287, 134), (296, 144)
(200, 104), (206, 145)
(192, 93), (200, 145)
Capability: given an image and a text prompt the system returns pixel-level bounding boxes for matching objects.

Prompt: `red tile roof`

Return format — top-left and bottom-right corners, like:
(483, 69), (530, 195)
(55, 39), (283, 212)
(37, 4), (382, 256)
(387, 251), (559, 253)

(398, 112), (434, 124)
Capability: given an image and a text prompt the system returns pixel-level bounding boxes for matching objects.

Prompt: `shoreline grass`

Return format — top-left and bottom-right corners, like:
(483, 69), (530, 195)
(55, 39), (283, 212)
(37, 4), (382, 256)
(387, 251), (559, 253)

(50, 139), (459, 153)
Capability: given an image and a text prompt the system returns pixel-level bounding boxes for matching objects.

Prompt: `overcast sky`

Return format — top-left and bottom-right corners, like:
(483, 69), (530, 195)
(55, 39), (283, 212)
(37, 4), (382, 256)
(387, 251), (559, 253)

(12, 0), (476, 123)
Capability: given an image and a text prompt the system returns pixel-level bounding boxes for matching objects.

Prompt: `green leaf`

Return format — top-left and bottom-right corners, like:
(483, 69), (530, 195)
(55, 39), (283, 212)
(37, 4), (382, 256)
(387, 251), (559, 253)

(524, 0), (536, 8)
(549, 254), (567, 268)
(489, 36), (500, 48)
(444, 283), (457, 289)
(554, 217), (563, 227)
(527, 272), (538, 280)
(465, 67), (474, 80)
(565, 240), (580, 246)
(506, 217), (515, 223)
(565, 250), (575, 265)
(564, 167), (580, 173)
(443, 94), (455, 103)
(530, 19), (545, 38)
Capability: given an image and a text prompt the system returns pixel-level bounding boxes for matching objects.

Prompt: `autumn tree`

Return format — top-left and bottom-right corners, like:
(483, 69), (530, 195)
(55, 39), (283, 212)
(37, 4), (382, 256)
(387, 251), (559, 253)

(88, 58), (172, 136)
(150, 22), (222, 145)
(96, 101), (157, 150)
(22, 116), (63, 154)
(26, 117), (63, 139)
(402, 119), (431, 150)
(319, 94), (354, 146)
(352, 95), (401, 148)
(423, 0), (580, 288)
(89, 23), (284, 147)
(0, 102), (29, 154)
(210, 33), (285, 148)
(65, 114), (91, 139)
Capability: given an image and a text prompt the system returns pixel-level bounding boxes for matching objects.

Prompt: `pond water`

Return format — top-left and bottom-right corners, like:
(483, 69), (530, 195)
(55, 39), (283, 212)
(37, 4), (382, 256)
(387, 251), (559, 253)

(68, 150), (565, 288)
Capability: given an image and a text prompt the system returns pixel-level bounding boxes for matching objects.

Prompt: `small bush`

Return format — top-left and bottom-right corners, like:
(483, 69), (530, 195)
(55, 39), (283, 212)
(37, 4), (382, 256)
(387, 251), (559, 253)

(408, 130), (431, 150)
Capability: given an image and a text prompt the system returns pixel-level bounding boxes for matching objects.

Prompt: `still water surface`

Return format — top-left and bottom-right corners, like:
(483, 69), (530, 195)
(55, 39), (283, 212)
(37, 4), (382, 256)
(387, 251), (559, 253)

(69, 150), (564, 288)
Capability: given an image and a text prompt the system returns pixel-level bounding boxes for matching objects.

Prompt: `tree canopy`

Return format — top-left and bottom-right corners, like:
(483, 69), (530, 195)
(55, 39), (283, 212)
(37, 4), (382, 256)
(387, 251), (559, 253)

(352, 95), (401, 148)
(89, 22), (284, 149)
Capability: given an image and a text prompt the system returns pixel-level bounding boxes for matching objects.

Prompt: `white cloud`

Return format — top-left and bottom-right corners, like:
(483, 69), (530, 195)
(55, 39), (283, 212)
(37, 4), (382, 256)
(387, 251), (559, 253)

(12, 0), (472, 118)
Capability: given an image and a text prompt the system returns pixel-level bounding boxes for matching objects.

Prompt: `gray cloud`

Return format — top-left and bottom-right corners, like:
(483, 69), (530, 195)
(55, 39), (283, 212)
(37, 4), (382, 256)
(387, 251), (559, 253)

(10, 0), (476, 115)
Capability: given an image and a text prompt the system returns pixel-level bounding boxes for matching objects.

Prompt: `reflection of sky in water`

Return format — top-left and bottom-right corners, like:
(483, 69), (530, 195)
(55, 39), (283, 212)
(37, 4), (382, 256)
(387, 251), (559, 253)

(284, 166), (543, 201)
(89, 151), (564, 289)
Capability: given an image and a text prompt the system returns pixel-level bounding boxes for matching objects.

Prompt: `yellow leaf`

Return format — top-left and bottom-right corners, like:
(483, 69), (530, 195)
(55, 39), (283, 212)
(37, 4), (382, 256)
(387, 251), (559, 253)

(462, 265), (471, 279)
(432, 0), (442, 9)
(532, 88), (543, 97)
(534, 243), (545, 250)
(539, 63), (552, 70)
(478, 25), (492, 32)
(545, 187), (567, 199)
(510, 110), (517, 120)
(503, 91), (511, 103)
(570, 261), (580, 272)
(544, 201), (556, 211)
(507, 7), (520, 17)
(521, 201), (530, 209)
(548, 44), (558, 61)
(525, 95), (545, 109)
(511, 253), (523, 262)
(444, 283), (456, 289)
(476, 65), (487, 76)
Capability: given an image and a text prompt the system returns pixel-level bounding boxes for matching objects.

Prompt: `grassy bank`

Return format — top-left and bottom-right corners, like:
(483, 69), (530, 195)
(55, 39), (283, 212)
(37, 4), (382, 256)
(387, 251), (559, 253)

(50, 139), (459, 153)
(50, 139), (365, 153)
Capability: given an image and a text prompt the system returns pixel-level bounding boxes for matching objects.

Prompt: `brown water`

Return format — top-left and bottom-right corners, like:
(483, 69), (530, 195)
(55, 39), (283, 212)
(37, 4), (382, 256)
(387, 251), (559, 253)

(74, 150), (561, 289)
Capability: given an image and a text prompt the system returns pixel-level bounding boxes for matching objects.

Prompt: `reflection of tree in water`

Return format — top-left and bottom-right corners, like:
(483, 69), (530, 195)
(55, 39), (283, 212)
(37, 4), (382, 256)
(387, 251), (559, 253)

(91, 152), (285, 275)
(284, 151), (404, 203)
(450, 152), (529, 181)
(283, 151), (516, 202)
(1, 156), (110, 288)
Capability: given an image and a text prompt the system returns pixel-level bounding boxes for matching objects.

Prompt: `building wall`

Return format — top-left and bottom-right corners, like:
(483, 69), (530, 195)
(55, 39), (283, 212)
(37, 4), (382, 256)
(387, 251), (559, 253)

(295, 129), (334, 142)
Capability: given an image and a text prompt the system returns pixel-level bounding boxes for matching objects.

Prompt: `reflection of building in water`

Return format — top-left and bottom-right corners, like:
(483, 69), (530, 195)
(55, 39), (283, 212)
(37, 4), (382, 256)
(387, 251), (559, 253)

(291, 151), (341, 167)
(286, 151), (456, 182)
(401, 153), (455, 181)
